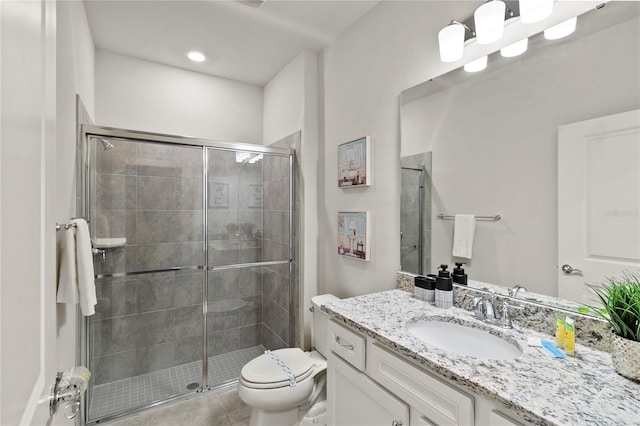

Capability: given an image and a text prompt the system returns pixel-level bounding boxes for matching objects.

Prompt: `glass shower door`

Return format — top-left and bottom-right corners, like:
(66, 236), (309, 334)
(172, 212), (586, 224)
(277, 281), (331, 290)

(205, 148), (293, 388)
(87, 137), (205, 421)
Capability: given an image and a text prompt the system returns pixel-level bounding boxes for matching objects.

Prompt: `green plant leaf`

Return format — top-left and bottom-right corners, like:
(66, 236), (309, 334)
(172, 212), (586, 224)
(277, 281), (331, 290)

(589, 273), (640, 342)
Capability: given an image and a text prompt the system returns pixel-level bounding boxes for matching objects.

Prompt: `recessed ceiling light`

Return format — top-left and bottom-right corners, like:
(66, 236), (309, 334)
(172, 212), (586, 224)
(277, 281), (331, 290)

(187, 51), (206, 63)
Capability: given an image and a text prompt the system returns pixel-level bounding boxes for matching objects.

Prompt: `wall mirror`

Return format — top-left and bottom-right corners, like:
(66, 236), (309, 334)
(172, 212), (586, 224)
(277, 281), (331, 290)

(400, 1), (640, 309)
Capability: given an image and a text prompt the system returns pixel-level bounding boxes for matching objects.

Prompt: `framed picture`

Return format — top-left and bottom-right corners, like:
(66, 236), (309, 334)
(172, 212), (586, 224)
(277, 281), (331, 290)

(247, 184), (263, 208)
(338, 136), (370, 188)
(210, 182), (229, 208)
(337, 211), (370, 261)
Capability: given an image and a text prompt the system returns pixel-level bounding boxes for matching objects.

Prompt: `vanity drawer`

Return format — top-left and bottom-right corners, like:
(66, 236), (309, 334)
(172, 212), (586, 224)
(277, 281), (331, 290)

(369, 344), (474, 426)
(328, 320), (366, 371)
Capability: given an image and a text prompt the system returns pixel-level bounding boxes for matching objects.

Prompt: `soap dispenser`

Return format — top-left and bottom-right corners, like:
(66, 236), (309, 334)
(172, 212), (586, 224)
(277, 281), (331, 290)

(452, 262), (468, 286)
(435, 264), (453, 309)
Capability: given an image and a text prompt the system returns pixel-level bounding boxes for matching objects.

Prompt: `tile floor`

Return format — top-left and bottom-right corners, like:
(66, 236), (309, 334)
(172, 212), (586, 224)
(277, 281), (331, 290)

(90, 346), (264, 423)
(103, 385), (251, 426)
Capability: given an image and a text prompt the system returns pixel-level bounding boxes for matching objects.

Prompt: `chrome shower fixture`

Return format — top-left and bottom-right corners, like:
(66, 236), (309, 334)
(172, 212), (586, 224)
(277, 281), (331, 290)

(99, 138), (115, 151)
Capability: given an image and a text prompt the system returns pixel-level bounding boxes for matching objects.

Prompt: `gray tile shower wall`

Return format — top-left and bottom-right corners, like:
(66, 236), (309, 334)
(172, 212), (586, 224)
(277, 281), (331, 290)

(92, 140), (207, 385)
(207, 267), (264, 357)
(261, 154), (291, 349)
(93, 140), (204, 276)
(400, 168), (420, 273)
(92, 270), (204, 384)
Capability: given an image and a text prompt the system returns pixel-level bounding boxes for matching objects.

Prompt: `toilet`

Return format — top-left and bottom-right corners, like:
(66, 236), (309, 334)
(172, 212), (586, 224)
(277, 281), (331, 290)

(238, 294), (339, 426)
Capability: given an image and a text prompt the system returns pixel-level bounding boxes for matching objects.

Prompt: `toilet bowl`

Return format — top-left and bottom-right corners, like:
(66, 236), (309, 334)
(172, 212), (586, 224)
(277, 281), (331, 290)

(237, 294), (338, 426)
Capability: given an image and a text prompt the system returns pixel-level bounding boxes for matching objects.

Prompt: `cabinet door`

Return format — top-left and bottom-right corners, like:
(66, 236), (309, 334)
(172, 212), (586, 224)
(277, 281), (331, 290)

(489, 410), (524, 426)
(328, 353), (409, 426)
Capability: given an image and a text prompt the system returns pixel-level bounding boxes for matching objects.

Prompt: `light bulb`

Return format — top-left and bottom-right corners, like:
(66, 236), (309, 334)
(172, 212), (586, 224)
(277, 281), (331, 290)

(500, 38), (528, 58)
(474, 1), (506, 45)
(186, 51), (206, 62)
(519, 0), (554, 24)
(438, 23), (465, 63)
(464, 56), (487, 73)
(544, 17), (577, 40)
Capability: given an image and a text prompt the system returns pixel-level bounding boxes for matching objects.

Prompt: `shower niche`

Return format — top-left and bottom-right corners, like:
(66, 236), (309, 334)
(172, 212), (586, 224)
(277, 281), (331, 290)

(79, 126), (295, 423)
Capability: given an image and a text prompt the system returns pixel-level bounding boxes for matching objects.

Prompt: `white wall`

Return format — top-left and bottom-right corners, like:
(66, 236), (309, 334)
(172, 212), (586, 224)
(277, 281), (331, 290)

(320, 1), (640, 298)
(51, 4), (95, 425)
(95, 50), (263, 143)
(401, 16), (640, 296)
(319, 1), (478, 297)
(263, 53), (305, 145)
(263, 50), (319, 349)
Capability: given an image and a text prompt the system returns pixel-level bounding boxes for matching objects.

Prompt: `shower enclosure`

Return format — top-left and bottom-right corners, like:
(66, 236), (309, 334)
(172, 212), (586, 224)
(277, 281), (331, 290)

(78, 126), (295, 423)
(400, 152), (432, 275)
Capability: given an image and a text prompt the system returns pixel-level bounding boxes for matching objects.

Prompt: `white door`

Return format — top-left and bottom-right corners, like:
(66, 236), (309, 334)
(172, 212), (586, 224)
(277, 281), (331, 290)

(1, 1), (58, 424)
(558, 109), (640, 304)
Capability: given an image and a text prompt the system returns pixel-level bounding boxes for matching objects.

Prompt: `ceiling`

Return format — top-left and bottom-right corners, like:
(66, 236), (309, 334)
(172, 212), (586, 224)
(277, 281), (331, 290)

(84, 0), (380, 86)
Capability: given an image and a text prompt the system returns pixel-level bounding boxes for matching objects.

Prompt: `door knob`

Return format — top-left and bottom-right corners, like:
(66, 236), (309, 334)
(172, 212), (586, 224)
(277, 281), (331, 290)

(561, 264), (582, 274)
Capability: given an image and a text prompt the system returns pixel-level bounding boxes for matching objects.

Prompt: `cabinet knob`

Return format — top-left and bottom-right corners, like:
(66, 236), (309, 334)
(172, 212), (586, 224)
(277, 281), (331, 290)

(392, 421), (403, 426)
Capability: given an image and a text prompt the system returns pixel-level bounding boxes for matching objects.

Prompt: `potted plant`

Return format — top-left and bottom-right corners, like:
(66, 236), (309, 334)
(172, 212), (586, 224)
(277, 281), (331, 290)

(592, 273), (640, 381)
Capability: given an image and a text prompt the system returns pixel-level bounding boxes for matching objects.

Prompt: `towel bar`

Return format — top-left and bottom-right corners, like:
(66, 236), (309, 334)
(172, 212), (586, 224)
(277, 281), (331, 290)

(437, 214), (501, 221)
(56, 223), (77, 231)
(56, 218), (91, 231)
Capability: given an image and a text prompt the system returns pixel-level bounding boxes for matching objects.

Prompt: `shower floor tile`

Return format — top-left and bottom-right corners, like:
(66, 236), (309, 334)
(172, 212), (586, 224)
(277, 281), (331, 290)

(89, 345), (265, 421)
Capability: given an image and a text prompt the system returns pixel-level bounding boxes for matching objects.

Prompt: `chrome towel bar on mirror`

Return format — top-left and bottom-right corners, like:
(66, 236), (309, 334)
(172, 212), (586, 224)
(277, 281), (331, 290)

(437, 213), (501, 221)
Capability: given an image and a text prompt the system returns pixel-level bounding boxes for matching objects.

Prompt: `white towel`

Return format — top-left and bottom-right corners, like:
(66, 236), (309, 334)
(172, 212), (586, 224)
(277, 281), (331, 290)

(452, 214), (476, 259)
(56, 219), (97, 316)
(57, 225), (78, 305)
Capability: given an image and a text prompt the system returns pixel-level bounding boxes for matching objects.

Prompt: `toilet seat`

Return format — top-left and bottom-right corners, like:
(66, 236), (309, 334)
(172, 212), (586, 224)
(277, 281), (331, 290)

(241, 348), (315, 390)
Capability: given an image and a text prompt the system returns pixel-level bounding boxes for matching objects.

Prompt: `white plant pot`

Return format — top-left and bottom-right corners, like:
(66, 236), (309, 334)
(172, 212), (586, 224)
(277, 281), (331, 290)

(610, 333), (640, 382)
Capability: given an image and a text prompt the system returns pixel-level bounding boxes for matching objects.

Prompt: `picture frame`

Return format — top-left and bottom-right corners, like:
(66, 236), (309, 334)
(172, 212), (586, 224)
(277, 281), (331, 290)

(247, 184), (263, 208)
(210, 182), (229, 208)
(337, 211), (370, 261)
(338, 136), (370, 188)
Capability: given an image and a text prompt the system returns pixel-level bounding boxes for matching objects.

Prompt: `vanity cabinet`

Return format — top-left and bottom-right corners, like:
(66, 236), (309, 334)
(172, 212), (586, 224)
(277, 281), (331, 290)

(327, 320), (524, 426)
(327, 352), (409, 426)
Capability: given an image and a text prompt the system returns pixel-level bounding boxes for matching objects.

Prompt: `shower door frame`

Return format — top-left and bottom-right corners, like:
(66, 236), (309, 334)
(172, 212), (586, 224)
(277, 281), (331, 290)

(77, 124), (296, 425)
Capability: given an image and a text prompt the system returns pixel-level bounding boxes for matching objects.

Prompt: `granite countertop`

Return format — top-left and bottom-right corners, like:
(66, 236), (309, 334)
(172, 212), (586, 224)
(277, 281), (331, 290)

(324, 289), (640, 426)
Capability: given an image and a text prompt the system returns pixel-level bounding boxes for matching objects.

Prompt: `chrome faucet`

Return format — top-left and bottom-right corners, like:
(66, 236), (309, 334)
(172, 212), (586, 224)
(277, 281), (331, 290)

(508, 285), (527, 298)
(473, 292), (523, 328)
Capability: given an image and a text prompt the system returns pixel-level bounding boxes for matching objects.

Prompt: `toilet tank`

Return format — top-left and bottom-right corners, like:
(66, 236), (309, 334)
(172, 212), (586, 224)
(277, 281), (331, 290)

(311, 294), (339, 357)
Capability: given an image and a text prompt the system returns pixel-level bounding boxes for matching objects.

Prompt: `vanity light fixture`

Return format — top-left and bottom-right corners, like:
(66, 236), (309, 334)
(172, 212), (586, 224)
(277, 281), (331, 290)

(186, 50), (206, 63)
(464, 55), (488, 73)
(438, 20), (475, 63)
(500, 37), (528, 57)
(474, 0), (507, 45)
(544, 16), (577, 40)
(519, 0), (554, 24)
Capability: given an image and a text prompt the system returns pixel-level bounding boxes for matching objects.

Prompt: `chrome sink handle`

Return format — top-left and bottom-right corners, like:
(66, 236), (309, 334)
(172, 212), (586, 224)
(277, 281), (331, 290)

(473, 296), (495, 320)
(501, 302), (524, 328)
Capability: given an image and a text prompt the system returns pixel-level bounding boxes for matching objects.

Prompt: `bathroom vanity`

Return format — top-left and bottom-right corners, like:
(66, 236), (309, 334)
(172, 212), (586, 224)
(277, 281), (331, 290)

(324, 289), (640, 426)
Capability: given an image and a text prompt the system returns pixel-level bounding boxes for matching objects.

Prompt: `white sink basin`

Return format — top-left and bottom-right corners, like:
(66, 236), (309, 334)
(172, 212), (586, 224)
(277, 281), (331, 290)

(407, 319), (523, 360)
